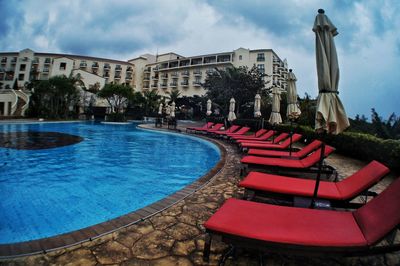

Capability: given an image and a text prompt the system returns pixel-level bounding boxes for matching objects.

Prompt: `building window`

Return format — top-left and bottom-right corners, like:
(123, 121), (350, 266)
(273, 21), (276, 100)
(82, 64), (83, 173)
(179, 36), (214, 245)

(60, 62), (67, 70)
(257, 64), (265, 74)
(19, 64), (26, 71)
(18, 73), (24, 81)
(239, 55), (242, 60)
(257, 53), (265, 61)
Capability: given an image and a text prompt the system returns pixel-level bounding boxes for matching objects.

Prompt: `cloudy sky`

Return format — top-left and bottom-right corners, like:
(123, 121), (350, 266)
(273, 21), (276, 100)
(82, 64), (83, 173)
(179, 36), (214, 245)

(1, 0), (399, 119)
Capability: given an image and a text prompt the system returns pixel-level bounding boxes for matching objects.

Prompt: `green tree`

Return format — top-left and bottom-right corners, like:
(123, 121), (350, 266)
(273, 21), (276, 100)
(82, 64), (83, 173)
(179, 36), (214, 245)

(203, 66), (267, 118)
(166, 88), (181, 104)
(97, 83), (133, 114)
(26, 75), (81, 119)
(143, 89), (161, 116)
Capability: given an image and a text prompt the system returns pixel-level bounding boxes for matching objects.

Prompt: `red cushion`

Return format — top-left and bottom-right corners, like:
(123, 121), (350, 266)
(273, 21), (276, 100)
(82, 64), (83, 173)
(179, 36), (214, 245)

(239, 172), (341, 200)
(336, 161), (389, 199)
(248, 140), (321, 158)
(225, 127), (250, 136)
(241, 155), (304, 168)
(205, 198), (367, 247)
(233, 130), (274, 141)
(353, 177), (400, 245)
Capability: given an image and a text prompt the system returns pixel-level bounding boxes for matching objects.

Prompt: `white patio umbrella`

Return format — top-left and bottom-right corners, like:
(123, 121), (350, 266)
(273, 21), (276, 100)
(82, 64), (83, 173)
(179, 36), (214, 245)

(286, 69), (301, 120)
(311, 9), (350, 207)
(206, 99), (212, 116)
(165, 105), (171, 115)
(254, 94), (262, 118)
(158, 103), (163, 115)
(314, 9), (349, 135)
(227, 98), (236, 122)
(268, 87), (282, 125)
(170, 101), (176, 118)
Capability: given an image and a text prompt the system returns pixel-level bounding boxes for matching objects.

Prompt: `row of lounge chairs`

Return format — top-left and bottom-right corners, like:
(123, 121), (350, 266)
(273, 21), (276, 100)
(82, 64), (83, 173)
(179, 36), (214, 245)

(186, 122), (400, 264)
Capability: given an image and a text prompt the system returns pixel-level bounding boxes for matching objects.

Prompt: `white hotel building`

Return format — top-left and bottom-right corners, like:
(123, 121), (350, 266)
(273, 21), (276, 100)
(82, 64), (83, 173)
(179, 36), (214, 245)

(0, 48), (288, 117)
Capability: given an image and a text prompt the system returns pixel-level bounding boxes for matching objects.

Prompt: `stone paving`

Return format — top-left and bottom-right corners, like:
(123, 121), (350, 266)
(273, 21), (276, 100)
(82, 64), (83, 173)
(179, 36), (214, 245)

(1, 122), (399, 266)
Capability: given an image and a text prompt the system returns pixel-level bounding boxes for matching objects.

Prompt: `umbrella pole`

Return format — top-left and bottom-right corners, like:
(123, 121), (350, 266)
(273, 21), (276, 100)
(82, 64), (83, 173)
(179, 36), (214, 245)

(289, 120), (293, 157)
(310, 132), (326, 208)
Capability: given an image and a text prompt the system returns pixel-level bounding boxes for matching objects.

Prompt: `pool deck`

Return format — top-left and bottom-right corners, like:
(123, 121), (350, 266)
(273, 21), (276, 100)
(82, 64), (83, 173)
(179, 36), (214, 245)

(1, 121), (399, 265)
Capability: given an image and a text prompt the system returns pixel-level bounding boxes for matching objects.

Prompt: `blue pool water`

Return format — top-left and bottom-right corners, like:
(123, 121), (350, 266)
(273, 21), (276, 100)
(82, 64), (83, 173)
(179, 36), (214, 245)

(0, 122), (220, 244)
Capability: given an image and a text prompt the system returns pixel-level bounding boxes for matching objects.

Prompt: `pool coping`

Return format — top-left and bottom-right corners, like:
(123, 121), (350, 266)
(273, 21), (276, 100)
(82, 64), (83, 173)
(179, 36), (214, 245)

(0, 124), (227, 259)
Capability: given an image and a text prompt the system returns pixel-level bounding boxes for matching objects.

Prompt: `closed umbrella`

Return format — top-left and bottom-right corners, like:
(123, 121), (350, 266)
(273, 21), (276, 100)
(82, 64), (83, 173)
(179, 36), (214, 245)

(286, 69), (301, 156)
(206, 99), (212, 116)
(254, 94), (262, 118)
(268, 87), (282, 125)
(165, 105), (171, 115)
(170, 101), (175, 118)
(311, 9), (350, 207)
(314, 9), (349, 134)
(227, 98), (236, 122)
(158, 103), (163, 115)
(286, 69), (301, 120)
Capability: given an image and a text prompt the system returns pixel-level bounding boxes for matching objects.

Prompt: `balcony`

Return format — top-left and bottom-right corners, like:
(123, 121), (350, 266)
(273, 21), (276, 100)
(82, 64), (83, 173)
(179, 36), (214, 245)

(151, 83), (158, 88)
(170, 72), (178, 77)
(1, 58), (7, 64)
(169, 82), (177, 87)
(103, 64), (111, 70)
(193, 70), (202, 76)
(32, 58), (39, 65)
(181, 81), (189, 87)
(115, 65), (122, 72)
(152, 66), (159, 72)
(11, 57), (17, 64)
(103, 73), (110, 78)
(161, 74), (168, 79)
(80, 62), (87, 68)
(257, 57), (265, 62)
(126, 67), (133, 73)
(125, 76), (132, 81)
(152, 75), (159, 80)
(160, 83), (168, 88)
(114, 75), (121, 80)
(181, 71), (189, 77)
(44, 58), (51, 65)
(144, 67), (151, 73)
(92, 63), (99, 69)
(143, 75), (150, 81)
(193, 81), (202, 87)
(43, 68), (50, 73)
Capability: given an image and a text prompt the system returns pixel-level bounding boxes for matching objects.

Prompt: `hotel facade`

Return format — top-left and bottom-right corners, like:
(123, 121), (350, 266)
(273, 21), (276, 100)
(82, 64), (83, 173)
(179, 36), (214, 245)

(0, 48), (288, 117)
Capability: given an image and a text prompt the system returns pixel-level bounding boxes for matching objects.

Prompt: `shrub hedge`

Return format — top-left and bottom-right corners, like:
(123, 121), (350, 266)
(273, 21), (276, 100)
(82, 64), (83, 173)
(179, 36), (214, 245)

(274, 124), (400, 173)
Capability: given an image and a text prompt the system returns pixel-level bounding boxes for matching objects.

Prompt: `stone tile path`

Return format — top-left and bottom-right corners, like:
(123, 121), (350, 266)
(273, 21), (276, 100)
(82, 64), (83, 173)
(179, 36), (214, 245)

(1, 122), (399, 266)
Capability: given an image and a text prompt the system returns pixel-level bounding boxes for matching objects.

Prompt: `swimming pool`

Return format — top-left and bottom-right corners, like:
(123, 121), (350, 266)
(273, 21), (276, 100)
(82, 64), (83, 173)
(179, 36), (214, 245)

(0, 122), (220, 244)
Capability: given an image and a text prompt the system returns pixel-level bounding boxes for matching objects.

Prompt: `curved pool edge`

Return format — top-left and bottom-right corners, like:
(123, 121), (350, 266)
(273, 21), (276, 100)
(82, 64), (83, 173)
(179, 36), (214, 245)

(0, 124), (227, 259)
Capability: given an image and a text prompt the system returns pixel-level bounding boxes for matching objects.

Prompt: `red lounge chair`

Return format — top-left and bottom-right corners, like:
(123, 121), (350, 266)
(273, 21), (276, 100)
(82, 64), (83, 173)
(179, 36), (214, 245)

(247, 139), (322, 158)
(212, 125), (241, 136)
(186, 122), (214, 133)
(240, 133), (302, 150)
(239, 161), (390, 207)
(236, 132), (288, 145)
(223, 127), (251, 137)
(240, 145), (335, 176)
(198, 123), (224, 133)
(203, 177), (400, 262)
(231, 130), (275, 141)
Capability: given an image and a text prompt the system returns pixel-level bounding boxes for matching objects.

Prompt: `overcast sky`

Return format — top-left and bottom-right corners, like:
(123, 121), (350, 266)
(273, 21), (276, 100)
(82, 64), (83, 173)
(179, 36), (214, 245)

(1, 0), (399, 119)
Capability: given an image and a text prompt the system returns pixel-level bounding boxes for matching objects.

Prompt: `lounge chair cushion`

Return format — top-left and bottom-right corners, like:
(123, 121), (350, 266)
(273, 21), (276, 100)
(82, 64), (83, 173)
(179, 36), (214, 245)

(239, 172), (341, 199)
(353, 177), (400, 245)
(205, 198), (367, 247)
(336, 160), (390, 199)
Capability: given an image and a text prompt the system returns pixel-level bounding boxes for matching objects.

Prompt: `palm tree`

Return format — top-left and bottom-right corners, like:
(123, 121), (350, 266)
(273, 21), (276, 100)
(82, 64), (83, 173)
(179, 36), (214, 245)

(166, 88), (181, 104)
(143, 89), (161, 116)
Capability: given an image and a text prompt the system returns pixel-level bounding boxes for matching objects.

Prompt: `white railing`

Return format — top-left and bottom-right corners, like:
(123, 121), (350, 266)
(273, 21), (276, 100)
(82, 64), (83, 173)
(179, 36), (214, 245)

(10, 89), (18, 115)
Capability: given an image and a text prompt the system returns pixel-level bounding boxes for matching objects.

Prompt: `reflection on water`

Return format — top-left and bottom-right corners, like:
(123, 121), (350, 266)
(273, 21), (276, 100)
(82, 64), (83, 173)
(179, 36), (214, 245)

(0, 131), (83, 150)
